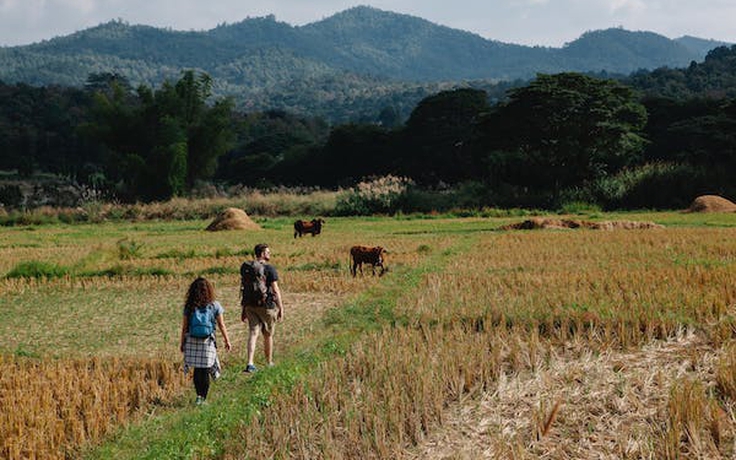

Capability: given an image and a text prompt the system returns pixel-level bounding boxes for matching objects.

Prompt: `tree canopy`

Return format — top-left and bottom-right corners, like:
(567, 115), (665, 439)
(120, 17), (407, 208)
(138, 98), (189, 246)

(83, 70), (234, 201)
(478, 73), (647, 201)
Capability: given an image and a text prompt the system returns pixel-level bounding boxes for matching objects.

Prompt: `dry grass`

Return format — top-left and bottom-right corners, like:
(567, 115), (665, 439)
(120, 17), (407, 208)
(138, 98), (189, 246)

(0, 215), (441, 458)
(204, 207), (261, 231)
(687, 195), (736, 213)
(3, 215), (736, 459)
(0, 356), (186, 460)
(407, 332), (736, 459)
(222, 225), (736, 459)
(500, 217), (664, 230)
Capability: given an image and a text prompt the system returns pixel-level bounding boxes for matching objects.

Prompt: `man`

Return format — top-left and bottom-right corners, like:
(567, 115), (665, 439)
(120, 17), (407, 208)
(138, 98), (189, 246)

(241, 243), (283, 373)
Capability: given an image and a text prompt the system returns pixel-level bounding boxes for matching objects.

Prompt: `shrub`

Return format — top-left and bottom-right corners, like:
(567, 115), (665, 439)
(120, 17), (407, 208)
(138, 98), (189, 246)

(0, 184), (23, 208)
(558, 200), (602, 215)
(592, 162), (713, 210)
(6, 261), (69, 279)
(117, 238), (144, 260)
(335, 175), (414, 215)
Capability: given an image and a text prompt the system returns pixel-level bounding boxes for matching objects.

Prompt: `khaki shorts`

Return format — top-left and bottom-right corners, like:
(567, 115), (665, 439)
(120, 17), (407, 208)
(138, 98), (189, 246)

(244, 306), (279, 335)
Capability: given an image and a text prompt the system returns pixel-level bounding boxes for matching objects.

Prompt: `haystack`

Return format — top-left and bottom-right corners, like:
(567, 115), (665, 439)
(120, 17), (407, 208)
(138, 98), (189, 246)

(687, 195), (736, 213)
(590, 220), (664, 230)
(205, 207), (261, 231)
(500, 217), (663, 231)
(500, 217), (580, 230)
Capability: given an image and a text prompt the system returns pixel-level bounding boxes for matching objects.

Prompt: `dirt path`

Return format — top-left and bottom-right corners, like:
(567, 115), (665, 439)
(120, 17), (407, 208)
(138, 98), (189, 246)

(218, 291), (345, 369)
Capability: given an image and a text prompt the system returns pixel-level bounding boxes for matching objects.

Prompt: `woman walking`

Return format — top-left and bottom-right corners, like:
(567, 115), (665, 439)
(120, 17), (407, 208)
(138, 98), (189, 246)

(180, 277), (232, 405)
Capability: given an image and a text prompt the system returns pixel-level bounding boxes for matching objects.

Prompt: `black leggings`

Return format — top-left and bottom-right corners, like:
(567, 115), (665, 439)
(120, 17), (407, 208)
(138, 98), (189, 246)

(193, 367), (210, 399)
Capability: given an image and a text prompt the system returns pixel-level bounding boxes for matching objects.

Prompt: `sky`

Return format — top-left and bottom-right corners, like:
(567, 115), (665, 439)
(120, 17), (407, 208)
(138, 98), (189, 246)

(1, 0), (735, 48)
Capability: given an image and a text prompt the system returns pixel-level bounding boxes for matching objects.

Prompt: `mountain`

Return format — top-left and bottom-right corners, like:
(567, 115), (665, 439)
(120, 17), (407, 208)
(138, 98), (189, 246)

(0, 6), (729, 121)
(675, 35), (732, 58)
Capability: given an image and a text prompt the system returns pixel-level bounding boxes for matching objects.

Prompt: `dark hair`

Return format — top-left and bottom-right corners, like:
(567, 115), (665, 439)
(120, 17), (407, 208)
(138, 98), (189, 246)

(254, 243), (269, 258)
(184, 277), (215, 316)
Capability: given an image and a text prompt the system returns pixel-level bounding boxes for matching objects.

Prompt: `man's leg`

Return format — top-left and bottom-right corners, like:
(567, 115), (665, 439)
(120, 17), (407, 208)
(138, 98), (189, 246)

(263, 331), (273, 366)
(247, 327), (260, 366)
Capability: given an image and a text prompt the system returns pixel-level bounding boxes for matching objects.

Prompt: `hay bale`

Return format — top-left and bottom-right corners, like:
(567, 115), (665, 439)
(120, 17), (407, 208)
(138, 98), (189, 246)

(590, 220), (664, 230)
(687, 195), (736, 213)
(205, 207), (261, 231)
(500, 217), (663, 231)
(500, 218), (583, 230)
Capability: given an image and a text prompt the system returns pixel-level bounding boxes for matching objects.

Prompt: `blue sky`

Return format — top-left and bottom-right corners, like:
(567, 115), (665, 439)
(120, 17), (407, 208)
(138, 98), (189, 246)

(1, 0), (734, 47)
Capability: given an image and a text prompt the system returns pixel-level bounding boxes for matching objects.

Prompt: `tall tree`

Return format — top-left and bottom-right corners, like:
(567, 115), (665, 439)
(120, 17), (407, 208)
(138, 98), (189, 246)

(83, 71), (234, 201)
(480, 73), (647, 200)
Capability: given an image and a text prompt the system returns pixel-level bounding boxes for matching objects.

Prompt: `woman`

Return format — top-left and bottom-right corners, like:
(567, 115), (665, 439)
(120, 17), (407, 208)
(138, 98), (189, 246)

(180, 277), (232, 405)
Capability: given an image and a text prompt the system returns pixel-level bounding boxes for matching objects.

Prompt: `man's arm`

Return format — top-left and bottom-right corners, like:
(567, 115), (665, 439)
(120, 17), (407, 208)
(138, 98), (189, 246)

(271, 280), (283, 321)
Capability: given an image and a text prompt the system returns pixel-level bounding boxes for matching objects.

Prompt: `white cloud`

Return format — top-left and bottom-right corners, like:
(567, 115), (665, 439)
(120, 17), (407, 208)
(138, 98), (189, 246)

(0, 0), (734, 47)
(607, 0), (647, 14)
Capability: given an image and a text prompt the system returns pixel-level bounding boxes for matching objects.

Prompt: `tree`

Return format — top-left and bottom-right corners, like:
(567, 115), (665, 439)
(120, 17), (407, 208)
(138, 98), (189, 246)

(310, 123), (396, 186)
(480, 73), (647, 200)
(401, 88), (490, 184)
(215, 110), (329, 186)
(83, 71), (234, 201)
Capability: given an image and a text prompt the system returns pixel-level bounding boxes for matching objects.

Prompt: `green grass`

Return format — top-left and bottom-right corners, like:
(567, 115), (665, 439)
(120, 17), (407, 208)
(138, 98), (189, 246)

(5, 260), (69, 279)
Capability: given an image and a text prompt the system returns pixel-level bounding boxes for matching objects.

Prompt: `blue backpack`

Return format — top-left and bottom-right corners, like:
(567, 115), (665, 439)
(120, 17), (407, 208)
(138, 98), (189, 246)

(189, 304), (215, 338)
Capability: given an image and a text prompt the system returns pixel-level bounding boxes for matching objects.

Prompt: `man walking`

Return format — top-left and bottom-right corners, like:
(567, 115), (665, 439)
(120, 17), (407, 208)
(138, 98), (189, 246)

(241, 243), (283, 373)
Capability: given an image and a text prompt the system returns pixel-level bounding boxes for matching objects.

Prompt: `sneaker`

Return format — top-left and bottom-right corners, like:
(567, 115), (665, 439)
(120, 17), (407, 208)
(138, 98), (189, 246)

(195, 395), (205, 406)
(244, 364), (257, 374)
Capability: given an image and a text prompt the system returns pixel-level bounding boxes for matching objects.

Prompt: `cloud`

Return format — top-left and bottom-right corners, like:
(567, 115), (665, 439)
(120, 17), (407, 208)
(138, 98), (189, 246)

(0, 0), (734, 47)
(607, 0), (647, 14)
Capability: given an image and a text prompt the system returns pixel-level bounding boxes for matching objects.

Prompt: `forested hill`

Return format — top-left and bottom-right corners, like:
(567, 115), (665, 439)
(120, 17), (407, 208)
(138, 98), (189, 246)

(0, 6), (729, 120)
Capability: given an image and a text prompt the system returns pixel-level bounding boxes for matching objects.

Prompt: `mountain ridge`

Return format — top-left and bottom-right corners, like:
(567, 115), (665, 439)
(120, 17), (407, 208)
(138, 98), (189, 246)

(0, 5), (731, 121)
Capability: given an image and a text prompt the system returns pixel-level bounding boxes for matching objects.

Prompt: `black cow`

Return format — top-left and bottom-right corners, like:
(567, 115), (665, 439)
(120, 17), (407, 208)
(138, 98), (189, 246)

(294, 218), (325, 238)
(350, 245), (386, 277)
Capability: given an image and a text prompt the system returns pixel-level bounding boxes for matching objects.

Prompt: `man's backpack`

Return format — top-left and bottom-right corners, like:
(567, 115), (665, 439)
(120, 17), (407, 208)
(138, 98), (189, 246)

(240, 260), (268, 307)
(189, 304), (215, 338)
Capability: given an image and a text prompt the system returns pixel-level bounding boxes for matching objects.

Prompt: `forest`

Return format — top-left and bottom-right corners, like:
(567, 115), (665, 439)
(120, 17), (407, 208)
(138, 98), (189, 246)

(1, 44), (736, 212)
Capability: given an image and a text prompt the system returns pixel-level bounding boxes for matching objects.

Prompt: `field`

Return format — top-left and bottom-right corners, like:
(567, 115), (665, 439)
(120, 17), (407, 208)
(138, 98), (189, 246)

(1, 211), (736, 459)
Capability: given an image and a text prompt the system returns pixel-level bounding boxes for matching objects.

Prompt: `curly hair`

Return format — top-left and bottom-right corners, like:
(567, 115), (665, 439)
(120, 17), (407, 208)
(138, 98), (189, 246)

(184, 277), (215, 317)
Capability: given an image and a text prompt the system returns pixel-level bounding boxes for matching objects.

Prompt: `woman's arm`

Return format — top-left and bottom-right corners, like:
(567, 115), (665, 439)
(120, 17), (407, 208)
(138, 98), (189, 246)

(216, 314), (232, 351)
(179, 315), (188, 352)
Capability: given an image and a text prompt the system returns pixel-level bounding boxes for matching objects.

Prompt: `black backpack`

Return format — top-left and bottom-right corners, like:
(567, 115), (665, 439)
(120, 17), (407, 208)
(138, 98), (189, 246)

(240, 260), (268, 307)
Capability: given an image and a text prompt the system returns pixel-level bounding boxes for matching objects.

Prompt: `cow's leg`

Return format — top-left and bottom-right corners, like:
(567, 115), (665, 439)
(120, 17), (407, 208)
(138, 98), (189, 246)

(351, 260), (357, 277)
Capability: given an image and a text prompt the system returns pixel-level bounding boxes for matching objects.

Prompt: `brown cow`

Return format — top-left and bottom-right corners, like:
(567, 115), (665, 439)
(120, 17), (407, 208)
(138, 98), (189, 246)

(350, 245), (386, 277)
(294, 218), (325, 238)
